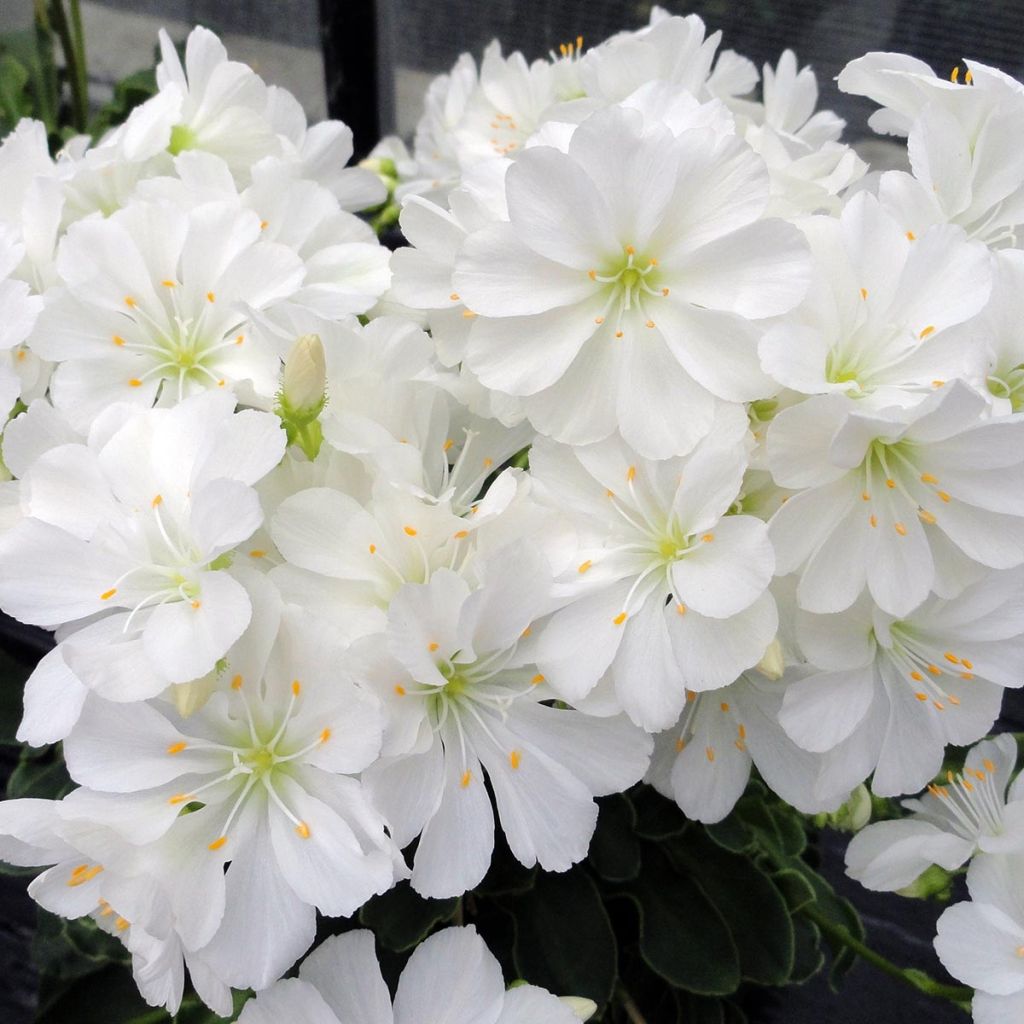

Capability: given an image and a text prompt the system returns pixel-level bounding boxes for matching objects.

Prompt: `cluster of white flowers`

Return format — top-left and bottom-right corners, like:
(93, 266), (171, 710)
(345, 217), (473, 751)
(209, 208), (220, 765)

(0, 9), (1022, 1019)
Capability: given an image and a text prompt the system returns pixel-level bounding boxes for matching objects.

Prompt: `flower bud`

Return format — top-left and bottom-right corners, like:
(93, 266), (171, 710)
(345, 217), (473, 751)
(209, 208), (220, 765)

(812, 784), (872, 833)
(897, 864), (955, 901)
(281, 333), (327, 421)
(755, 637), (785, 680)
(560, 997), (598, 1021)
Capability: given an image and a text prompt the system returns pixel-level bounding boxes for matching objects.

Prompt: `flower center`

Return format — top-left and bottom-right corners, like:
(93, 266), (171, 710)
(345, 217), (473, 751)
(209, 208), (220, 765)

(988, 364), (1024, 410)
(168, 124), (198, 156)
(588, 244), (666, 339)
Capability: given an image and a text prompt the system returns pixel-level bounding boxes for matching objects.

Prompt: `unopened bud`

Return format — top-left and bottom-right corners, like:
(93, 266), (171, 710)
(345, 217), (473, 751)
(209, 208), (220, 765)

(559, 997), (598, 1021)
(277, 334), (327, 460)
(170, 658), (226, 717)
(812, 784), (872, 833)
(897, 863), (955, 901)
(281, 334), (326, 419)
(755, 637), (785, 680)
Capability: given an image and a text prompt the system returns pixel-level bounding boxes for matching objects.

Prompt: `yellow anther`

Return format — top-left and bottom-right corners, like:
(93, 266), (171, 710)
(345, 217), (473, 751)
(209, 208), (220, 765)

(394, 684), (406, 696)
(885, 478), (896, 489)
(443, 438), (455, 452)
(368, 543), (377, 554)
(509, 750), (522, 769)
(594, 316), (604, 324)
(701, 532), (715, 542)
(428, 641), (439, 652)
(259, 220), (269, 230)
(919, 325), (936, 339)
(720, 702), (730, 713)
(291, 680), (301, 696)
(675, 737), (686, 752)
(686, 690), (696, 702)
(482, 457), (493, 468)
(460, 770), (472, 788)
(319, 728), (331, 743)
(614, 330), (624, 339)
(161, 279), (176, 288)
(894, 522), (907, 536)
(738, 724), (747, 740)
(960, 671), (974, 680)
(168, 794), (190, 805)
(236, 334), (245, 345)
(920, 473), (939, 484)
(191, 600), (201, 609)
(965, 69), (974, 84)
(403, 525), (418, 536)
(166, 741), (187, 755)
(231, 674), (243, 690)
(927, 664), (942, 676)
(453, 530), (469, 539)
(613, 611), (628, 626)
(962, 658), (973, 669)
(531, 674), (545, 685)
(862, 491), (870, 501)
(906, 230), (916, 240)
(113, 335), (125, 346)
(984, 758), (996, 772)
(938, 490), (951, 503)
(661, 286), (670, 296)
(100, 588), (117, 601)
(951, 66), (960, 82)
(944, 652), (960, 664)
(918, 509), (937, 525)
(963, 779), (974, 792)
(125, 296), (137, 307)
(625, 244), (636, 255)
(115, 917), (130, 931)
(915, 692), (929, 701)
(578, 560), (593, 573)
(626, 465), (636, 482)
(948, 695), (961, 705)
(933, 701), (945, 711)
(588, 269), (597, 281)
(705, 746), (715, 762)
(645, 320), (655, 329)
(735, 739), (747, 752)
(128, 378), (142, 387)
(859, 287), (868, 300)
(649, 257), (658, 266)
(295, 822), (311, 839)
(932, 379), (945, 387)
(869, 514), (877, 528)
(521, 626), (532, 638)
(910, 670), (924, 682)
(208, 836), (227, 851)
(206, 291), (215, 303)
(462, 310), (477, 319)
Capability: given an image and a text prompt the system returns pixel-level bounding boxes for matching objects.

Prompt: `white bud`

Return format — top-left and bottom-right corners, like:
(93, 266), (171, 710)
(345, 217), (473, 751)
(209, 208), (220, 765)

(559, 997), (598, 1021)
(282, 333), (326, 418)
(755, 637), (785, 680)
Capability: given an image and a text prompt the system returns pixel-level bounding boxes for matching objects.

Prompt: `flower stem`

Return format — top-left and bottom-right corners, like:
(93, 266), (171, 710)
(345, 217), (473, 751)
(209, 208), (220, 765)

(801, 904), (972, 1007)
(615, 985), (648, 1024)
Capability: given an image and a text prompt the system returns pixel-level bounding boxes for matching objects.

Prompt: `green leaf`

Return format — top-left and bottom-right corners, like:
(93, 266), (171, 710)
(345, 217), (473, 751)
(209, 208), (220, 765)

(5, 743), (72, 800)
(511, 866), (617, 1008)
(789, 916), (826, 984)
(671, 831), (794, 987)
(358, 881), (458, 952)
(772, 868), (818, 914)
(629, 784), (687, 840)
(36, 963), (162, 1024)
(625, 844), (740, 995)
(0, 53), (31, 128)
(33, 910), (129, 987)
(678, 992), (725, 1024)
(588, 794), (641, 882)
(704, 813), (751, 854)
(767, 803), (807, 857)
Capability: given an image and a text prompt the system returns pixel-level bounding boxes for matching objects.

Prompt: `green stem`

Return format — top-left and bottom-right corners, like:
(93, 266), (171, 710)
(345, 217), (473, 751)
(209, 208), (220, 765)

(31, 0), (60, 133)
(47, 0), (88, 131)
(801, 904), (972, 1007)
(68, 0), (89, 122)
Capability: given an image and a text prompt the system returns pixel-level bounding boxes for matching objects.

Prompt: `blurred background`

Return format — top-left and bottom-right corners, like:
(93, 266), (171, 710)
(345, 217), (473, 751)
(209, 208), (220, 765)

(2, 1), (1024, 1022)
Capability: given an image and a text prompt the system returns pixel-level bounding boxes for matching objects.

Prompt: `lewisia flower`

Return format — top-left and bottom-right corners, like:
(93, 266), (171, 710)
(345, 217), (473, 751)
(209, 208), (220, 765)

(768, 381), (1024, 617)
(31, 198), (305, 429)
(451, 103), (811, 457)
(356, 548), (651, 896)
(0, 222), (44, 416)
(238, 926), (582, 1024)
(759, 191), (992, 405)
(846, 734), (1024, 891)
(0, 392), (285, 715)
(59, 600), (400, 991)
(934, 852), (1024, 1023)
(780, 570), (1024, 796)
(528, 411), (777, 731)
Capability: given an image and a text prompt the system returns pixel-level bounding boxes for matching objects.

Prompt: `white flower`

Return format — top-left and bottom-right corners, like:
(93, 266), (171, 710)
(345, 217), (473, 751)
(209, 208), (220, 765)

(356, 548), (651, 897)
(0, 393), (285, 712)
(935, 852), (1024, 1023)
(31, 197), (305, 429)
(59, 601), (399, 991)
(646, 666), (855, 823)
(846, 734), (1024, 891)
(768, 382), (1024, 617)
(975, 249), (1024, 412)
(238, 926), (579, 1024)
(0, 222), (44, 415)
(451, 104), (810, 456)
(780, 570), (1024, 797)
(527, 413), (778, 731)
